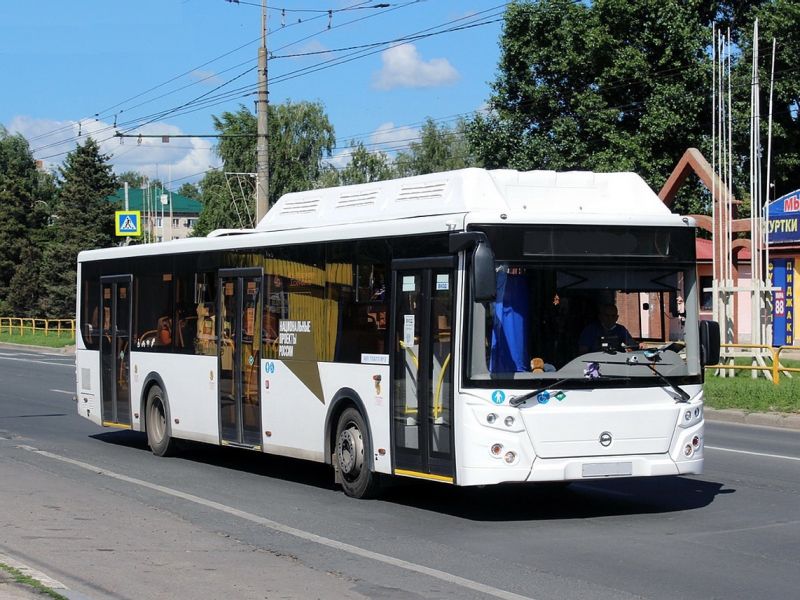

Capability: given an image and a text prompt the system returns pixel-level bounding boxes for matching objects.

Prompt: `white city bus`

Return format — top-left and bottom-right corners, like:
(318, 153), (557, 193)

(75, 168), (719, 498)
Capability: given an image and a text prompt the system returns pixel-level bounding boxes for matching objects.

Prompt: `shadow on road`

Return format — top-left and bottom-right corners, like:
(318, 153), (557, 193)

(90, 430), (732, 520)
(379, 476), (733, 521)
(90, 430), (336, 490)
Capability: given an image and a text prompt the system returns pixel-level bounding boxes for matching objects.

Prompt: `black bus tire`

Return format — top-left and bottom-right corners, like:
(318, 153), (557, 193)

(335, 407), (379, 499)
(146, 384), (176, 457)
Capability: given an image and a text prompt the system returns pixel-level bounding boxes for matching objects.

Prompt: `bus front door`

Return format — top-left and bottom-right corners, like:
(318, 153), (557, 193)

(391, 259), (455, 482)
(218, 269), (263, 449)
(100, 276), (132, 428)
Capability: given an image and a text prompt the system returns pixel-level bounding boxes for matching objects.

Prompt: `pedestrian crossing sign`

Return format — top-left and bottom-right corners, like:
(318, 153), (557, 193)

(115, 210), (142, 237)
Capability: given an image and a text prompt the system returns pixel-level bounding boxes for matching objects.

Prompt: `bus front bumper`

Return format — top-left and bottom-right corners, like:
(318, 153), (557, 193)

(527, 453), (703, 481)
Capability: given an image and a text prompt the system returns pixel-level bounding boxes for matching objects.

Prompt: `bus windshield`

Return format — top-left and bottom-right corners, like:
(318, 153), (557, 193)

(465, 227), (701, 387)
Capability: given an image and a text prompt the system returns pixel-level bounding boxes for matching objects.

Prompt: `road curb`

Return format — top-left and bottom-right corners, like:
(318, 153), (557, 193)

(705, 407), (800, 431)
(0, 342), (75, 354)
(0, 551), (90, 599)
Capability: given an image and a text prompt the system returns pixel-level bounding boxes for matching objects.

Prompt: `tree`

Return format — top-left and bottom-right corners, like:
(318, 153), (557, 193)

(194, 102), (335, 233)
(38, 138), (118, 317)
(191, 169), (233, 237)
(323, 141), (393, 187)
(467, 0), (717, 214)
(0, 128), (45, 315)
(394, 118), (479, 177)
(177, 182), (200, 200)
(212, 101), (335, 205)
(730, 0), (800, 202)
(6, 242), (43, 317)
(117, 170), (147, 189)
(267, 101), (336, 203)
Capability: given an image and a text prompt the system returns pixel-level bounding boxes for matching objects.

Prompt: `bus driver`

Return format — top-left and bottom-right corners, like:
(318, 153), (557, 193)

(578, 302), (638, 353)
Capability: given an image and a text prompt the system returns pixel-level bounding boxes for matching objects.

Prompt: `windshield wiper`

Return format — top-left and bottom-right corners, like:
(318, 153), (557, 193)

(642, 364), (690, 401)
(587, 349), (691, 402)
(593, 351), (690, 402)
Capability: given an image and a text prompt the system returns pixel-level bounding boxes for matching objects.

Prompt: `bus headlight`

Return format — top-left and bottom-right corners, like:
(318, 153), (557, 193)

(679, 404), (703, 428)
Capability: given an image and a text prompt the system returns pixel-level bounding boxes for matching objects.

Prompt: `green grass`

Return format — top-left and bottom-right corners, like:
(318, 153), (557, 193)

(0, 331), (75, 348)
(704, 358), (800, 413)
(0, 562), (69, 600)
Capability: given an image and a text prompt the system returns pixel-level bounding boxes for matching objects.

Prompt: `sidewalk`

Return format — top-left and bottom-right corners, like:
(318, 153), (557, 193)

(705, 407), (800, 430)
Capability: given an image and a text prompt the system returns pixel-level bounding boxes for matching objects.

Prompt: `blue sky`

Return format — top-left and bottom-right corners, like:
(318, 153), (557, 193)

(0, 0), (506, 187)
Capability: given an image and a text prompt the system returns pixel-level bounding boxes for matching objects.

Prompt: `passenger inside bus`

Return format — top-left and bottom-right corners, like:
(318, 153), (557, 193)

(195, 302), (216, 355)
(157, 316), (172, 346)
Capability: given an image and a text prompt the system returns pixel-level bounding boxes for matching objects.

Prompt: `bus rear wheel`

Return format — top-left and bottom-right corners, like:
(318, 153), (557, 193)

(335, 408), (379, 499)
(146, 384), (176, 457)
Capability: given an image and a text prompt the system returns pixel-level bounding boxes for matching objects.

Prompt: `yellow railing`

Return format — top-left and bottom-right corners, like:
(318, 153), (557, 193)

(705, 343), (800, 384)
(0, 317), (76, 338)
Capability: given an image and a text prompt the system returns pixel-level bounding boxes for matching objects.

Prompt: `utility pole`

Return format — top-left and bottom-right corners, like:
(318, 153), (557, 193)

(256, 0), (269, 223)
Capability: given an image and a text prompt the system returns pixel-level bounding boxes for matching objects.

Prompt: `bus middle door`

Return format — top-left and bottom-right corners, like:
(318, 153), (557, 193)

(390, 257), (455, 483)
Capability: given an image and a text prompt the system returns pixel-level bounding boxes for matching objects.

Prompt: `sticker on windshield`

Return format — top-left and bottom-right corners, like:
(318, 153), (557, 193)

(537, 391), (550, 404)
(491, 390), (505, 404)
(555, 391), (566, 401)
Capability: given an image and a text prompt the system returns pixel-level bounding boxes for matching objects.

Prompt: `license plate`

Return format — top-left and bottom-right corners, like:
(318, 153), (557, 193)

(582, 462), (633, 477)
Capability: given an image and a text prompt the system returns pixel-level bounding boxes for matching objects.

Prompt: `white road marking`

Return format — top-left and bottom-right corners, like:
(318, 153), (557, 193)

(0, 355), (72, 367)
(17, 445), (534, 600)
(49, 389), (74, 395)
(705, 445), (800, 462)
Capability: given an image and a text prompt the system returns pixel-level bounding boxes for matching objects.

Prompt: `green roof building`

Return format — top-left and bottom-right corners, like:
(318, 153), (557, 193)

(107, 187), (202, 241)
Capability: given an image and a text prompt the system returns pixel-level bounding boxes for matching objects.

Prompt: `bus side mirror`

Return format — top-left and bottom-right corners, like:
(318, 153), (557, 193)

(449, 232), (496, 302)
(699, 320), (720, 367)
(472, 240), (496, 302)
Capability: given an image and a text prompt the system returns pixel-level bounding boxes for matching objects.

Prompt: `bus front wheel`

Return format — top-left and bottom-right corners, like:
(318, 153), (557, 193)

(335, 408), (379, 499)
(146, 385), (176, 457)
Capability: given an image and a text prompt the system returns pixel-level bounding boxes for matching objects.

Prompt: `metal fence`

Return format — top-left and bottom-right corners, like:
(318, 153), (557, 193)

(706, 343), (800, 384)
(0, 317), (76, 338)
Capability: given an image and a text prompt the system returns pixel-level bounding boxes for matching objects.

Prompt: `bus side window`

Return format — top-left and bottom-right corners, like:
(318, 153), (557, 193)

(135, 272), (173, 350)
(194, 274), (217, 356)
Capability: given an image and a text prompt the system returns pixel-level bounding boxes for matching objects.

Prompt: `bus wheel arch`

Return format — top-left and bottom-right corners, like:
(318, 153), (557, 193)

(142, 374), (176, 457)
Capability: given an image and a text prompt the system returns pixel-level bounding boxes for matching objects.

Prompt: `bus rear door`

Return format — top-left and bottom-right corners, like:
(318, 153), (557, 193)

(100, 275), (132, 428)
(218, 269), (263, 449)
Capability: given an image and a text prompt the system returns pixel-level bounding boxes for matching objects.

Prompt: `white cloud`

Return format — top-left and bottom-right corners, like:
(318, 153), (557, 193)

(8, 115), (216, 185)
(369, 121), (419, 150)
(373, 44), (459, 91)
(324, 148), (351, 170)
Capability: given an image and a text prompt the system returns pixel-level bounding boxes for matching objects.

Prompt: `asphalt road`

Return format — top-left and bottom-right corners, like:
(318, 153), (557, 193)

(0, 345), (798, 600)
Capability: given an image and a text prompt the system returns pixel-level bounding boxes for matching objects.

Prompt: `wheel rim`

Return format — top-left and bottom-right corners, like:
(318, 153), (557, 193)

(149, 396), (166, 442)
(337, 423), (363, 480)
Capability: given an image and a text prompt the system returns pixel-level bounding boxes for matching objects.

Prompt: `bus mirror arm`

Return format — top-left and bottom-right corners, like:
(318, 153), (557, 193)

(449, 232), (496, 302)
